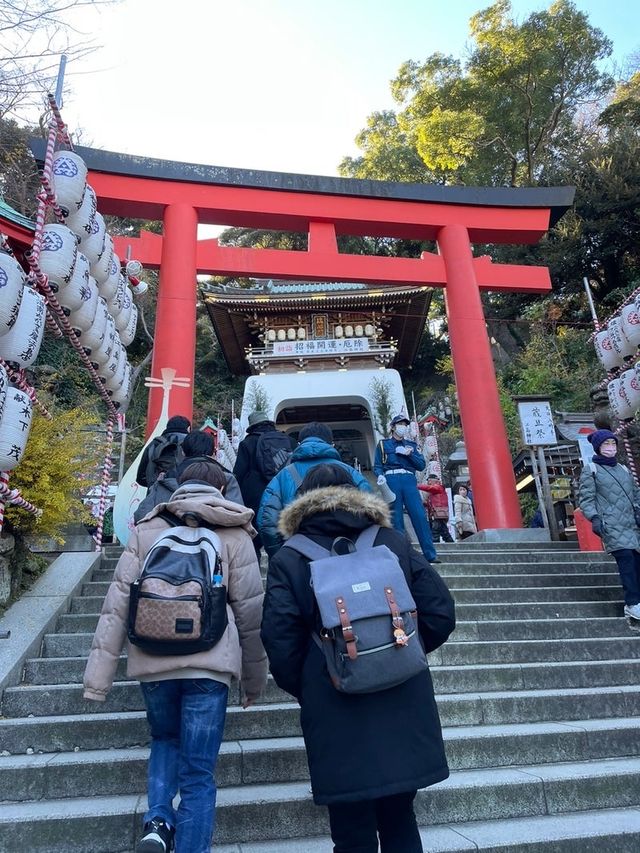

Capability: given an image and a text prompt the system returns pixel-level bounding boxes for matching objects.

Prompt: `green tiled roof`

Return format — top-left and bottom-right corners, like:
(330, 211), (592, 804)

(0, 198), (35, 232)
(265, 280), (366, 293)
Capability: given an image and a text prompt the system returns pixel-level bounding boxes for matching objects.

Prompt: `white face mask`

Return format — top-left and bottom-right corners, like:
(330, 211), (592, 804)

(394, 424), (408, 438)
(599, 442), (617, 458)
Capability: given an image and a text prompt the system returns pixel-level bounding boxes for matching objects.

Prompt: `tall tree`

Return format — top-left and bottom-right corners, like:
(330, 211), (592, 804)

(340, 0), (613, 187)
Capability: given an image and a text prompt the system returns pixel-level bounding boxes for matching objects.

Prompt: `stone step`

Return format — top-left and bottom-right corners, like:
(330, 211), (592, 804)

(41, 625), (640, 664)
(77, 572), (622, 608)
(435, 635), (640, 666)
(437, 551), (614, 564)
(7, 714), (640, 778)
(2, 772), (640, 851)
(21, 655), (640, 697)
(223, 806), (640, 853)
(3, 678), (640, 743)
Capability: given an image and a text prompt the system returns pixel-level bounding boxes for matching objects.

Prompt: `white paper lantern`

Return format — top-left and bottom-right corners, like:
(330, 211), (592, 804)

(84, 312), (116, 366)
(608, 317), (635, 359)
(266, 329), (276, 342)
(99, 253), (120, 301)
(51, 151), (87, 215)
(608, 377), (636, 420)
(277, 329), (286, 341)
(107, 273), (126, 319)
(334, 325), (344, 338)
(91, 244), (113, 285)
(287, 328), (296, 341)
(39, 224), (78, 286)
(0, 287), (46, 367)
(365, 324), (375, 337)
(345, 325), (354, 337)
(115, 286), (134, 332)
(297, 328), (306, 339)
(65, 184), (97, 241)
(0, 253), (26, 336)
(81, 213), (107, 264)
(119, 304), (138, 347)
(0, 387), (33, 470)
(100, 337), (125, 386)
(620, 368), (640, 413)
(55, 251), (91, 312)
(110, 362), (133, 406)
(355, 325), (364, 337)
(621, 303), (640, 349)
(594, 329), (623, 371)
(0, 364), (8, 421)
(68, 277), (99, 333)
(77, 296), (110, 352)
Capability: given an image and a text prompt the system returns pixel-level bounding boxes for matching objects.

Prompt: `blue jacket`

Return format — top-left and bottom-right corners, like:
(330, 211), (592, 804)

(373, 437), (426, 476)
(256, 437), (372, 557)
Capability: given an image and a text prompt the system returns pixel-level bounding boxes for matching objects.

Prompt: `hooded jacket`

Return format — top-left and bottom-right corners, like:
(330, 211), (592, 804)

(261, 486), (455, 805)
(83, 483), (267, 702)
(233, 419), (288, 514)
(578, 462), (640, 552)
(256, 437), (371, 557)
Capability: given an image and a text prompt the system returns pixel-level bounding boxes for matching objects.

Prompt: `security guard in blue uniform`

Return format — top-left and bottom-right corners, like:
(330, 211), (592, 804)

(373, 413), (438, 563)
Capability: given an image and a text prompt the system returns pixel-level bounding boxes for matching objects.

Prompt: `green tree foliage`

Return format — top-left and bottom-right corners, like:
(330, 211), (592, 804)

(341, 0), (613, 188)
(6, 407), (101, 539)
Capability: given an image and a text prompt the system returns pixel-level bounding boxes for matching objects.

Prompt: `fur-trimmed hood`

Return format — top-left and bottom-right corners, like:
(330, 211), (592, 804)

(278, 486), (391, 539)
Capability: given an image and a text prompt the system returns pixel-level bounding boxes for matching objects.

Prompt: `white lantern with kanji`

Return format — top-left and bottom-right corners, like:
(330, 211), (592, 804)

(0, 387), (33, 470)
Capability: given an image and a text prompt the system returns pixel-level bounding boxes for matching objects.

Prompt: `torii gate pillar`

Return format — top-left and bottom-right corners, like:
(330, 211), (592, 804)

(438, 224), (522, 528)
(148, 203), (198, 427)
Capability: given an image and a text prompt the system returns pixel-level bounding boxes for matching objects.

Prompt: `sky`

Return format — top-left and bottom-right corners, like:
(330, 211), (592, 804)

(56, 0), (639, 182)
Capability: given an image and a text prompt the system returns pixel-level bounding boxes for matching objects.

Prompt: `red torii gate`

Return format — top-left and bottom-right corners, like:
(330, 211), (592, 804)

(38, 143), (574, 531)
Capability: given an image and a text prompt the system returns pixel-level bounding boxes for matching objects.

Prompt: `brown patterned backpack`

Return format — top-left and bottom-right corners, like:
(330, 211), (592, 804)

(128, 511), (228, 656)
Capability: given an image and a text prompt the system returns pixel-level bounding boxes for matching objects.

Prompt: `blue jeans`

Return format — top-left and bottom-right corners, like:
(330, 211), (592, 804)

(611, 549), (640, 606)
(140, 678), (229, 853)
(386, 473), (437, 562)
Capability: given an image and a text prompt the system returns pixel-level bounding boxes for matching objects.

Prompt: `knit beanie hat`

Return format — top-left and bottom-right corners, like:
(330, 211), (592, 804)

(587, 429), (617, 453)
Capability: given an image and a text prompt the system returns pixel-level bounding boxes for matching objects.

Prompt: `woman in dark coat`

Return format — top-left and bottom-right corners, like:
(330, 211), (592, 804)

(261, 464), (456, 853)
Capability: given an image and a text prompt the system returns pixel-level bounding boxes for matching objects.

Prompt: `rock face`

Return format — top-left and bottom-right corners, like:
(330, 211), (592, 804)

(0, 533), (15, 605)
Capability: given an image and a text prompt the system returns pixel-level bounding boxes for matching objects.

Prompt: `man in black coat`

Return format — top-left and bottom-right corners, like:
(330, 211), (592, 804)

(135, 415), (191, 488)
(234, 412), (292, 555)
(261, 464), (455, 853)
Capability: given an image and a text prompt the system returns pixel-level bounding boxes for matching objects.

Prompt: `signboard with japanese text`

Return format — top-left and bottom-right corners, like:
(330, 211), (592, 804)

(517, 400), (557, 446)
(272, 338), (370, 356)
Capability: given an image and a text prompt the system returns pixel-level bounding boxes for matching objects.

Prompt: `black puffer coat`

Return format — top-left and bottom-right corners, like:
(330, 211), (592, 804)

(233, 420), (286, 514)
(261, 487), (455, 805)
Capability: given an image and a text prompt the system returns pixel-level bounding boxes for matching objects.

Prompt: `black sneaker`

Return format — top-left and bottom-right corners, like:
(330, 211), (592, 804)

(137, 818), (174, 853)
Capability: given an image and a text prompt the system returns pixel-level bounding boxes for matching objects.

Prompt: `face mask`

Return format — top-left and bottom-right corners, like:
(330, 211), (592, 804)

(394, 424), (408, 438)
(599, 443), (617, 458)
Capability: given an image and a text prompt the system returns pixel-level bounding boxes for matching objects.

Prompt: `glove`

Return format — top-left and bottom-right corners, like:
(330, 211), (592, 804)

(591, 516), (603, 537)
(377, 475), (386, 486)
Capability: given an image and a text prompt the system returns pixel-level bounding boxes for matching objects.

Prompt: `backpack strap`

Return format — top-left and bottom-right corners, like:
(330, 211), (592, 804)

(283, 534), (331, 560)
(157, 509), (182, 527)
(354, 525), (380, 550)
(378, 440), (387, 466)
(286, 463), (303, 489)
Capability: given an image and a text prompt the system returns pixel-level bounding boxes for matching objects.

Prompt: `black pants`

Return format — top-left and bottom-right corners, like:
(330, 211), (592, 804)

(327, 790), (422, 853)
(611, 549), (640, 606)
(430, 518), (453, 543)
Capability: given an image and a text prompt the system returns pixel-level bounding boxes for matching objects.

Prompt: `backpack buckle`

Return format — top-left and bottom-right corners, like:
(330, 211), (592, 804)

(335, 596), (358, 660)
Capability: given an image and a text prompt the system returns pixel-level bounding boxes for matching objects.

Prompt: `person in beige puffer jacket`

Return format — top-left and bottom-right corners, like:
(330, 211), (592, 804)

(83, 461), (267, 853)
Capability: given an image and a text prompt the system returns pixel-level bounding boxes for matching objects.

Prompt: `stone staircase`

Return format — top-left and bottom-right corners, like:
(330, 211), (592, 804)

(2, 541), (640, 851)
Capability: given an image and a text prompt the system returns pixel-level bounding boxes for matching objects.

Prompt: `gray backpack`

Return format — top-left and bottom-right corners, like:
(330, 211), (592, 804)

(284, 525), (428, 693)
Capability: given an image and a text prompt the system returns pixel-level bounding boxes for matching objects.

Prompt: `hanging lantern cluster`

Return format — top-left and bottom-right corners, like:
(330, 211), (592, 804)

(48, 149), (147, 407)
(593, 298), (640, 420)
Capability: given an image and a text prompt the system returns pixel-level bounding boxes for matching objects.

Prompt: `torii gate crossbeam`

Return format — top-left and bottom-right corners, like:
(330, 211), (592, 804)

(30, 140), (574, 531)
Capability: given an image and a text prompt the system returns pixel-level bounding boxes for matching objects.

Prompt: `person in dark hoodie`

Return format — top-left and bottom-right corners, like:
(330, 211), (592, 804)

(135, 415), (191, 488)
(233, 412), (294, 555)
(261, 464), (455, 853)
(134, 430), (243, 523)
(256, 422), (371, 558)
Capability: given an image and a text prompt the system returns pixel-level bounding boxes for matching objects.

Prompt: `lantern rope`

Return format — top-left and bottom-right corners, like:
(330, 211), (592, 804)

(92, 415), (115, 550)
